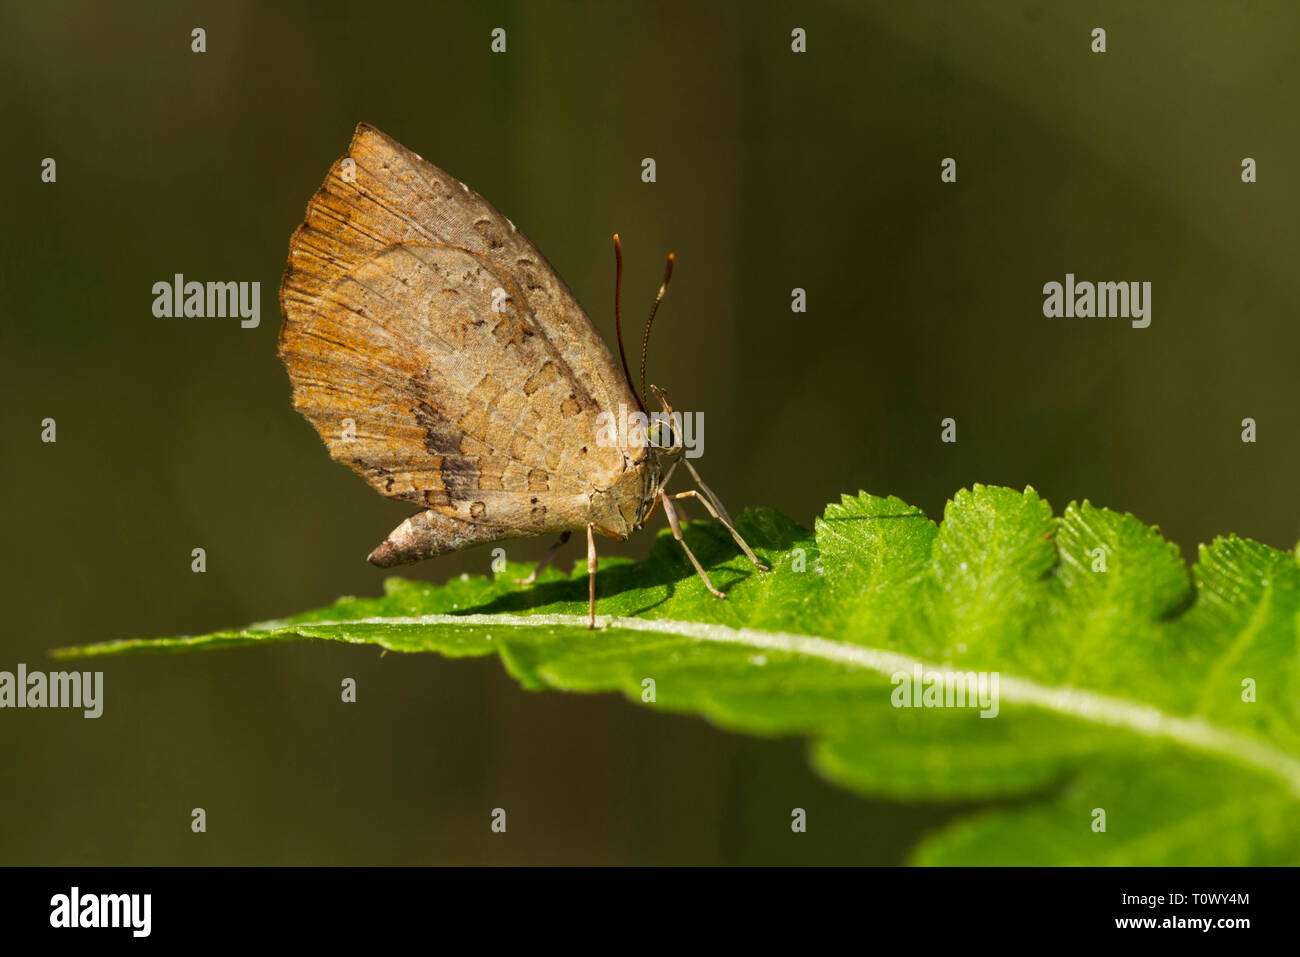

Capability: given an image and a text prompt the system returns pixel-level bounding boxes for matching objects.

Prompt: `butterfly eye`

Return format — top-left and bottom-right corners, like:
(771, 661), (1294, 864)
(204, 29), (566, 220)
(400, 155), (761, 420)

(649, 422), (677, 449)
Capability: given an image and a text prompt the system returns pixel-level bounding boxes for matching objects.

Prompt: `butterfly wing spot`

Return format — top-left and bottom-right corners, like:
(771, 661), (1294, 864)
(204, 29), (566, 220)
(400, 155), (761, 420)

(491, 314), (533, 347)
(423, 489), (451, 507)
(527, 468), (549, 492)
(508, 433), (533, 459)
(470, 502), (487, 519)
(467, 374), (506, 407)
(473, 218), (506, 250)
(445, 312), (488, 348)
(476, 456), (508, 491)
(523, 361), (559, 396)
(515, 259), (544, 291)
(455, 409), (493, 451)
(370, 466), (397, 492)
(560, 396), (581, 417)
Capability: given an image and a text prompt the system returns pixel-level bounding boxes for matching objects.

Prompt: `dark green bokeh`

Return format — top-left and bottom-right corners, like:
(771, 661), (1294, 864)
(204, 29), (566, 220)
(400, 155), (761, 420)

(1, 1), (1296, 864)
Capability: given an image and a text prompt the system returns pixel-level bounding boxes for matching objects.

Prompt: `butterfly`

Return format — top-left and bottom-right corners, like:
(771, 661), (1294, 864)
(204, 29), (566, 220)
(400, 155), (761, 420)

(278, 123), (766, 628)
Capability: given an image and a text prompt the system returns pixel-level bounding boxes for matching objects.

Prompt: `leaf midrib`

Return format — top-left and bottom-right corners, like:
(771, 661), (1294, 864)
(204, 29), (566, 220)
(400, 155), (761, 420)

(260, 611), (1300, 795)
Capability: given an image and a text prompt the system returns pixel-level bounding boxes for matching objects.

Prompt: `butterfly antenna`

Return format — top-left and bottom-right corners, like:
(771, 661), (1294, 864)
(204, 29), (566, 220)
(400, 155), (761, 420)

(612, 235), (647, 413)
(640, 251), (675, 409)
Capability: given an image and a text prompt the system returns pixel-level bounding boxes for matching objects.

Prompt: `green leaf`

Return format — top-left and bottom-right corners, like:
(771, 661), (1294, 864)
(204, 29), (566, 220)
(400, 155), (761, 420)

(53, 485), (1300, 865)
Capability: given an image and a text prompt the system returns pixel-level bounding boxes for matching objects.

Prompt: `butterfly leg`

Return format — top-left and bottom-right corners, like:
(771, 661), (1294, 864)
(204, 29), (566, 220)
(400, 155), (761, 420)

(586, 523), (598, 630)
(669, 490), (769, 572)
(516, 530), (572, 585)
(676, 463), (770, 572)
(660, 490), (726, 599)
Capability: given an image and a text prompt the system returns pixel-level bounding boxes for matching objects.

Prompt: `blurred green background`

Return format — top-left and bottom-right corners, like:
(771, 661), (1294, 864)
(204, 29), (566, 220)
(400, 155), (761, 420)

(2, 0), (1297, 864)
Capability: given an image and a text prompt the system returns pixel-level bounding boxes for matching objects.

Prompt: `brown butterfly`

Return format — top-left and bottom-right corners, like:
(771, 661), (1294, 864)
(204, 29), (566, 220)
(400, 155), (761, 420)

(278, 123), (766, 628)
